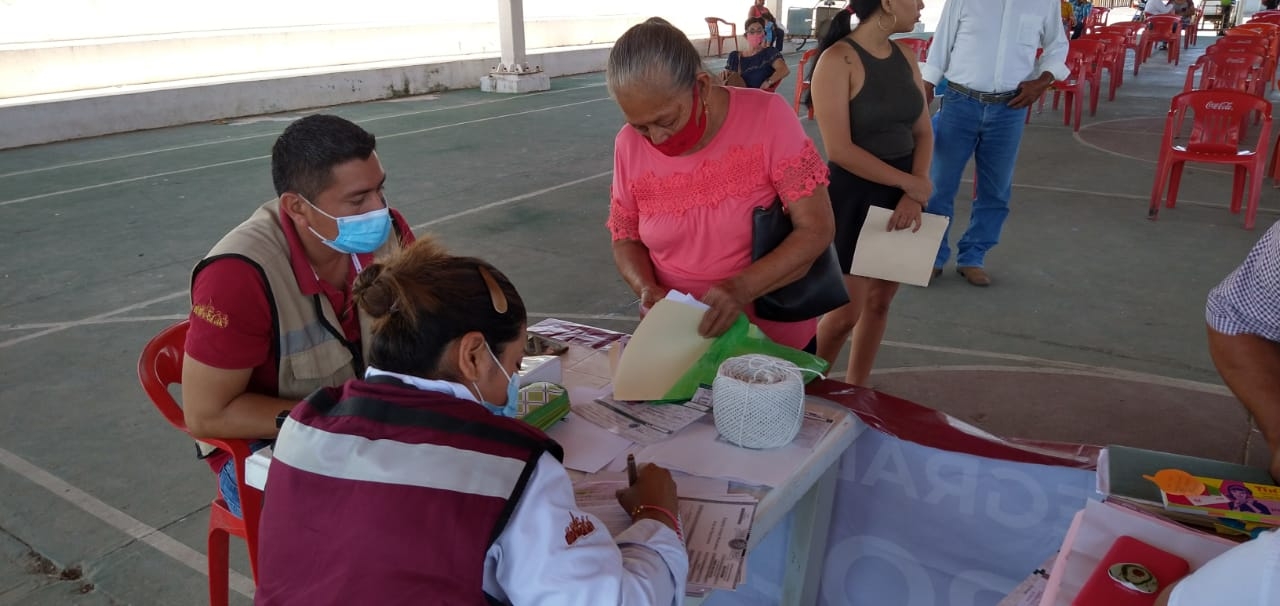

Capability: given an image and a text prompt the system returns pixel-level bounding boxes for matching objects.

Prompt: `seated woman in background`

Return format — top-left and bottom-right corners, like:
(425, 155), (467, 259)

(607, 18), (835, 352)
(253, 238), (688, 605)
(723, 17), (791, 91)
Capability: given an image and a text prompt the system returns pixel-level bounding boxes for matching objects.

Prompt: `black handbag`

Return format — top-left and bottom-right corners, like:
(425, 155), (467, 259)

(751, 198), (850, 322)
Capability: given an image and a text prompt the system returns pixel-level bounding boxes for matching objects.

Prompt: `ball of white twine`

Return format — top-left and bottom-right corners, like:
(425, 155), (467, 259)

(712, 354), (807, 450)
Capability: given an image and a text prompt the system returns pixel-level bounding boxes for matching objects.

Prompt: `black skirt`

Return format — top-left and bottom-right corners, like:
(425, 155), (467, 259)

(829, 154), (915, 273)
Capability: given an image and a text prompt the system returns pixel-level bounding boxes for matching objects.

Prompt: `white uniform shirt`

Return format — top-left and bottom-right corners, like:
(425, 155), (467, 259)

(922, 0), (1071, 93)
(365, 368), (689, 605)
(1145, 0), (1175, 16)
(1168, 529), (1280, 606)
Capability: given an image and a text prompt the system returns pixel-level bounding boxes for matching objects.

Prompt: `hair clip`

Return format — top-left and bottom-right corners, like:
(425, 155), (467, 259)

(477, 265), (509, 314)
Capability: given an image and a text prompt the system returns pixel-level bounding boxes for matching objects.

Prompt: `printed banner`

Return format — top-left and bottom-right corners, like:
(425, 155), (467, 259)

(706, 428), (1097, 606)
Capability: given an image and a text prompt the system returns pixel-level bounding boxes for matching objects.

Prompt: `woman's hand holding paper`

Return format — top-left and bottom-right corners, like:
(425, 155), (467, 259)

(699, 277), (751, 338)
(887, 194), (924, 233)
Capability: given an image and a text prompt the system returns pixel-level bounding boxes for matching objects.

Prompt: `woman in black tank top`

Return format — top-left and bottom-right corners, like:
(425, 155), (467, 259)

(809, 0), (933, 387)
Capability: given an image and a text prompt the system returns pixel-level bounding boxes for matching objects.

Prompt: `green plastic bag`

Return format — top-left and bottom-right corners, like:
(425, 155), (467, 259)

(661, 314), (829, 401)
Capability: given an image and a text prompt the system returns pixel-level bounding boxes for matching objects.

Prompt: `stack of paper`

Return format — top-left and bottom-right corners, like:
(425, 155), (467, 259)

(572, 474), (758, 593)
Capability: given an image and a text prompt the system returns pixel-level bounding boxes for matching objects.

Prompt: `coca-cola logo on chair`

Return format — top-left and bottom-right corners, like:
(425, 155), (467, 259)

(1205, 101), (1235, 111)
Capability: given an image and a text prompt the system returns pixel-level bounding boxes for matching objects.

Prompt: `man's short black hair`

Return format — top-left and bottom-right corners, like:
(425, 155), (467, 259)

(270, 114), (376, 199)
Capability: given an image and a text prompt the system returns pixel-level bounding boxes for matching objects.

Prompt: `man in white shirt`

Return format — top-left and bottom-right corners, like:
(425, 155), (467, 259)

(921, 0), (1070, 286)
(1145, 0), (1175, 16)
(1156, 529), (1280, 606)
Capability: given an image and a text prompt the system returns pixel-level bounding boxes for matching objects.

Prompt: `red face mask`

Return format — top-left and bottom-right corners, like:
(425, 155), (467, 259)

(649, 85), (707, 157)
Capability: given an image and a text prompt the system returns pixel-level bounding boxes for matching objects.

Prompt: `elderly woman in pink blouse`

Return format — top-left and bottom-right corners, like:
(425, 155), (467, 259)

(606, 17), (836, 351)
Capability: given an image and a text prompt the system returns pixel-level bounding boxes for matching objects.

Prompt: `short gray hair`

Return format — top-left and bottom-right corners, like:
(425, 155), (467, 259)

(607, 18), (706, 97)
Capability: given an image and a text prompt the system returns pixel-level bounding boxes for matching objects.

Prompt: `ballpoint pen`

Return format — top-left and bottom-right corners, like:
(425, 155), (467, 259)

(627, 453), (638, 486)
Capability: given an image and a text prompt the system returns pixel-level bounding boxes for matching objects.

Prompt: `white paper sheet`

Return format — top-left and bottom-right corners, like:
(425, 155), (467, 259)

(849, 207), (950, 286)
(544, 412), (636, 473)
(572, 479), (757, 591)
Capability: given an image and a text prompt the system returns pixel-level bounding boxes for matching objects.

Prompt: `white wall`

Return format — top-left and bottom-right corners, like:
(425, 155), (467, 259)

(0, 0), (747, 100)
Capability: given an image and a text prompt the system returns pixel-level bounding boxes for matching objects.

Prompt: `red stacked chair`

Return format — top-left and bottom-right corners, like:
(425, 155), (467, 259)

(1103, 22), (1144, 75)
(1149, 90), (1272, 230)
(1046, 39), (1104, 131)
(1083, 32), (1128, 100)
(1085, 7), (1111, 36)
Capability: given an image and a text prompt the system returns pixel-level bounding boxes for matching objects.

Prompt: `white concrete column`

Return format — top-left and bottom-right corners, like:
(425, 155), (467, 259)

(481, 0), (550, 93)
(497, 0), (527, 68)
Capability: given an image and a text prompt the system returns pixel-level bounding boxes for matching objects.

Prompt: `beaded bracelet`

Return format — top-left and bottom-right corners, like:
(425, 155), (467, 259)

(631, 504), (683, 541)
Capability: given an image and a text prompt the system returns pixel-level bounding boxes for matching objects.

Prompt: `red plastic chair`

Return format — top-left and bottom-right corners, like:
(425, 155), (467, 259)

(1103, 22), (1144, 75)
(1083, 33), (1128, 100)
(1148, 90), (1272, 230)
(793, 48), (818, 120)
(898, 37), (931, 62)
(1186, 6), (1205, 48)
(704, 17), (739, 56)
(1138, 15), (1183, 69)
(1085, 7), (1111, 35)
(1183, 53), (1264, 96)
(138, 321), (262, 606)
(1046, 39), (1104, 131)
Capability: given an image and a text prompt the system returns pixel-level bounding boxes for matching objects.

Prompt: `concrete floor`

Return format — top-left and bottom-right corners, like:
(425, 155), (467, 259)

(1, 30), (1278, 604)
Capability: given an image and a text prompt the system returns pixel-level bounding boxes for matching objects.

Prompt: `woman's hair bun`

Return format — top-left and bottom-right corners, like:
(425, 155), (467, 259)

(353, 262), (395, 318)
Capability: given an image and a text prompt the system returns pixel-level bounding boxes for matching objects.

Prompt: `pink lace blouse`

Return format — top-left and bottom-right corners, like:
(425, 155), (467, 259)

(608, 87), (830, 349)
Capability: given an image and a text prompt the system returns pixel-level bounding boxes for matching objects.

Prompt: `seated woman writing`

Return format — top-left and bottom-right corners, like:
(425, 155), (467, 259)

(723, 17), (791, 91)
(253, 238), (688, 605)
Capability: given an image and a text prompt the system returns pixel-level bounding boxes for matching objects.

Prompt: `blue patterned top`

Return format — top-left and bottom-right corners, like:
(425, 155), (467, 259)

(1207, 220), (1280, 341)
(726, 47), (782, 89)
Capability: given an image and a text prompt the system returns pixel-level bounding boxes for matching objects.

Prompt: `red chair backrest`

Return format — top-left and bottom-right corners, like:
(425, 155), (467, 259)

(1067, 39), (1106, 78)
(139, 321), (191, 432)
(705, 17), (730, 37)
(1168, 90), (1272, 155)
(1103, 22), (1142, 46)
(1186, 54), (1262, 93)
(1252, 14), (1280, 25)
(799, 48), (818, 82)
(898, 37), (930, 62)
(137, 321), (245, 460)
(1145, 15), (1181, 36)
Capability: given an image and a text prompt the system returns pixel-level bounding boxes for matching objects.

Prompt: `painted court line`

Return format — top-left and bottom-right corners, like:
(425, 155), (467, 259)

(0, 445), (256, 598)
(0, 291), (188, 349)
(0, 82), (606, 180)
(412, 170), (612, 230)
(0, 314), (187, 332)
(0, 97), (609, 208)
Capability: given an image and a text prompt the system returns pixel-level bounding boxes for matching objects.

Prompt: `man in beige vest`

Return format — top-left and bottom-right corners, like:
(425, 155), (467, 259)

(182, 114), (415, 516)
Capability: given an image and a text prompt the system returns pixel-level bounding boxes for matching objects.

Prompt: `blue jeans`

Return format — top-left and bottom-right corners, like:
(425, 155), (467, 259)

(218, 458), (243, 518)
(926, 87), (1027, 268)
(216, 440), (271, 518)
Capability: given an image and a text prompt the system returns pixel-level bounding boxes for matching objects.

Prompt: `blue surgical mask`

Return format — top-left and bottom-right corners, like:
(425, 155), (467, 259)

(474, 343), (520, 418)
(301, 195), (392, 254)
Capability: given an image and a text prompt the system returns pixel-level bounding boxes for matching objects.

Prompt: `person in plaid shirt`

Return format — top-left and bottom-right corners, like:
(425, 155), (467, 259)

(1206, 220), (1280, 482)
(1070, 0), (1093, 38)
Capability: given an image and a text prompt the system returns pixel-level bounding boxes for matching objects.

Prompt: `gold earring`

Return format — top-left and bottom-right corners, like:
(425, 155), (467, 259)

(876, 12), (898, 32)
